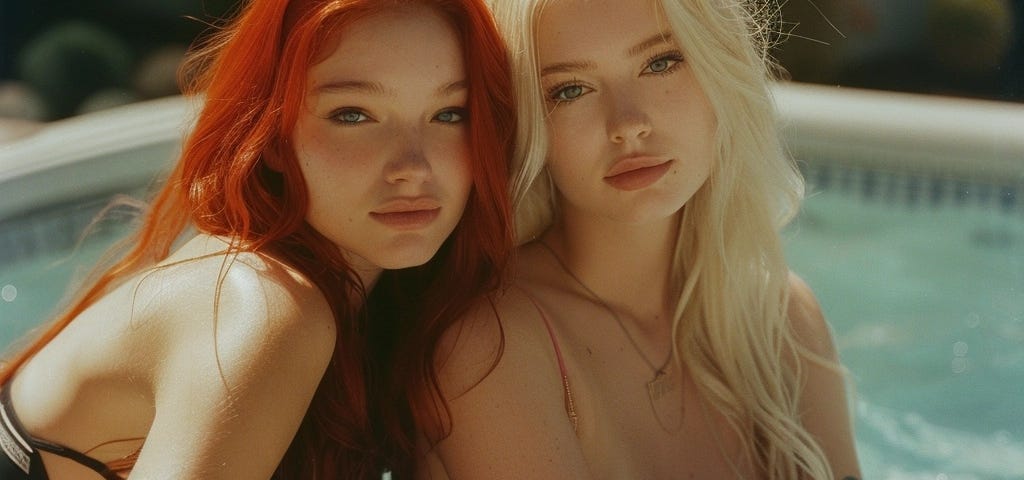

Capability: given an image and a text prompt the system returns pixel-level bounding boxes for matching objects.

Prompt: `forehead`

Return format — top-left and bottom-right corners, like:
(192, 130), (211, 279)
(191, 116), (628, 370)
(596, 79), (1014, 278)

(308, 4), (463, 86)
(537, 0), (668, 59)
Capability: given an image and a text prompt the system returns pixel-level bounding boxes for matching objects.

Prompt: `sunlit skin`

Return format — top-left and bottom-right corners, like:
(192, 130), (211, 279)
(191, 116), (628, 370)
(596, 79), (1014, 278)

(424, 0), (752, 478)
(294, 3), (472, 278)
(424, 0), (860, 479)
(538, 0), (715, 228)
(5, 5), (476, 479)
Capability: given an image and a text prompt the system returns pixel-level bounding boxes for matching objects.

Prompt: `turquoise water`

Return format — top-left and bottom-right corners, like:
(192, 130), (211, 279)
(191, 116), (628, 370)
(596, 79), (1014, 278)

(785, 188), (1024, 479)
(1, 181), (1022, 478)
(0, 209), (130, 352)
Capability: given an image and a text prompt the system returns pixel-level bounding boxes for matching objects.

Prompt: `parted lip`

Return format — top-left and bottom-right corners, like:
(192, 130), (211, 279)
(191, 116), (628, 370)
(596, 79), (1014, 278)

(371, 197), (442, 214)
(604, 155), (672, 178)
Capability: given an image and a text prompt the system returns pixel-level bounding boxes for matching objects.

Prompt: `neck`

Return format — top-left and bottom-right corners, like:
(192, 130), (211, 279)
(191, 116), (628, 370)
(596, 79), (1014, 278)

(354, 266), (383, 293)
(542, 208), (680, 326)
(342, 250), (383, 294)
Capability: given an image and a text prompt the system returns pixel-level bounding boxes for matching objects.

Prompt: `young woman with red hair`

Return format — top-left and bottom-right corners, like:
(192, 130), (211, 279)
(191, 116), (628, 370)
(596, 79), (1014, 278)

(0, 0), (514, 478)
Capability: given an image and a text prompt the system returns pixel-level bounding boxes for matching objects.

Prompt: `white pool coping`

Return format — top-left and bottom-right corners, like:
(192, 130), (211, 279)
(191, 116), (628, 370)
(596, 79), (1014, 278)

(0, 95), (198, 221)
(1, 84), (1023, 222)
(774, 82), (1024, 184)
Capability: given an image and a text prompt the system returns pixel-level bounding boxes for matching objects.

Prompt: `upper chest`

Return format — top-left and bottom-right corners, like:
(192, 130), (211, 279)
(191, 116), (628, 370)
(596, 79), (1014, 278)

(531, 295), (755, 479)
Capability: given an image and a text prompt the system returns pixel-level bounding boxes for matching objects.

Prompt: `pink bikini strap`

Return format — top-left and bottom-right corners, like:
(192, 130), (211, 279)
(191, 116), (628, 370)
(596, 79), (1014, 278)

(521, 290), (579, 433)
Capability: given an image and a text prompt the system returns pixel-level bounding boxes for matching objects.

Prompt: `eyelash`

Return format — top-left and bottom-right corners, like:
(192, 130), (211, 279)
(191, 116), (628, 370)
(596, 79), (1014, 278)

(641, 50), (685, 75)
(433, 108), (467, 124)
(546, 79), (589, 103)
(329, 108), (371, 125)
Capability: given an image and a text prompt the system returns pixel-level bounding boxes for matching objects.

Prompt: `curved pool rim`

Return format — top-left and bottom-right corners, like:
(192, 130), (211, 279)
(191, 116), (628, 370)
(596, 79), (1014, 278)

(0, 95), (197, 223)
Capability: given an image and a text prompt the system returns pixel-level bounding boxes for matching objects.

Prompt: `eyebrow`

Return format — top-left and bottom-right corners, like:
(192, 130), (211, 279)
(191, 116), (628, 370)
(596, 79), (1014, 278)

(437, 80), (468, 97)
(626, 31), (675, 57)
(539, 31), (676, 77)
(540, 60), (597, 77)
(316, 80), (391, 96)
(315, 79), (467, 98)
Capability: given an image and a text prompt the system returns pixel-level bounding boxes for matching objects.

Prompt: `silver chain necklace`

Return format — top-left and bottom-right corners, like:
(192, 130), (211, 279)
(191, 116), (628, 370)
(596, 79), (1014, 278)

(538, 240), (682, 432)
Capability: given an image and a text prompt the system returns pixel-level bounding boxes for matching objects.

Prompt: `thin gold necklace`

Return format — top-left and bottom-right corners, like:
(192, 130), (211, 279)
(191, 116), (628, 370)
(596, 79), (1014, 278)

(538, 240), (682, 433)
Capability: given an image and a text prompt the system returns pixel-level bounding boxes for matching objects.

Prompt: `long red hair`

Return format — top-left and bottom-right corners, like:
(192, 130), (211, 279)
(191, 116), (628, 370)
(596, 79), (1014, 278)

(366, 0), (516, 463)
(0, 0), (514, 478)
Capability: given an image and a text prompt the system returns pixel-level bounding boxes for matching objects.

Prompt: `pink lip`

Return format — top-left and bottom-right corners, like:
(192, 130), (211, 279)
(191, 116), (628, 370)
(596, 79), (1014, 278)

(371, 197), (442, 230)
(604, 156), (673, 191)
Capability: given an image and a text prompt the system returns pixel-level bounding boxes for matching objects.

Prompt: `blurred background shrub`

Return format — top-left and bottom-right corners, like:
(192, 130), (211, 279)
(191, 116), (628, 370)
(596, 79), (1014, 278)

(0, 0), (1021, 123)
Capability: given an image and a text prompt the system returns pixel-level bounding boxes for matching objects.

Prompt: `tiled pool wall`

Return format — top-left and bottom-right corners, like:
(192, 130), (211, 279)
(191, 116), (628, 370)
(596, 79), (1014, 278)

(0, 189), (146, 269)
(1, 156), (1020, 275)
(0, 97), (188, 272)
(800, 159), (1024, 215)
(774, 82), (1024, 219)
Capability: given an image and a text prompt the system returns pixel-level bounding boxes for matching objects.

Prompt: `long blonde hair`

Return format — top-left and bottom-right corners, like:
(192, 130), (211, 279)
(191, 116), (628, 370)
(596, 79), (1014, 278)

(487, 0), (834, 477)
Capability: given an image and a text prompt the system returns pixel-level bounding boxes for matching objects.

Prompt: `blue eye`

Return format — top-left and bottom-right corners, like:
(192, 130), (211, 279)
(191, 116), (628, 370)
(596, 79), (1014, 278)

(642, 53), (684, 75)
(434, 108), (466, 123)
(555, 85), (583, 100)
(548, 83), (591, 103)
(332, 109), (370, 124)
(649, 59), (672, 73)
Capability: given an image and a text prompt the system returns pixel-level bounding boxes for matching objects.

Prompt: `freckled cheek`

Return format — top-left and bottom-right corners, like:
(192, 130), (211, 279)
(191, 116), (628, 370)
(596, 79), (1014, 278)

(429, 138), (472, 195)
(306, 136), (380, 181)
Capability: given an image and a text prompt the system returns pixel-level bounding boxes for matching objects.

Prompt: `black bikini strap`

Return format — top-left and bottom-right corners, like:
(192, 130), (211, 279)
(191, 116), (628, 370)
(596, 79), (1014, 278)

(1, 386), (121, 480)
(26, 438), (121, 480)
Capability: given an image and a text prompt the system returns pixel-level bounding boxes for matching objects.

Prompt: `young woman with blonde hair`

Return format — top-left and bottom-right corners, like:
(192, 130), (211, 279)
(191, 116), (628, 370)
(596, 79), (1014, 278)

(416, 0), (861, 478)
(0, 0), (514, 478)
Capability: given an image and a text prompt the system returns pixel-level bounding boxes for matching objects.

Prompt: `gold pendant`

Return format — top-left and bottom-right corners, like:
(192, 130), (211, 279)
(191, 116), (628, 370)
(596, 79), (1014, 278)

(646, 364), (677, 401)
(646, 363), (683, 433)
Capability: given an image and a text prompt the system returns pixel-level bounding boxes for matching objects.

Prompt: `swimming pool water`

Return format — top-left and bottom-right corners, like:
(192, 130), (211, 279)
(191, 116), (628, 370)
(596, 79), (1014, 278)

(0, 197), (134, 351)
(1, 168), (1022, 478)
(785, 182), (1024, 479)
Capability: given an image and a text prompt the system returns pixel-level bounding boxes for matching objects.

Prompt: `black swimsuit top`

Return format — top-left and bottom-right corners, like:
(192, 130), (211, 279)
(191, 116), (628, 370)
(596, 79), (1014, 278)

(1, 384), (122, 480)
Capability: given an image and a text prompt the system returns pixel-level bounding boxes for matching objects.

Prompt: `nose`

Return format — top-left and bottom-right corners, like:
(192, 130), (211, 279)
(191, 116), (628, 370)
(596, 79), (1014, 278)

(607, 95), (652, 144)
(384, 135), (433, 185)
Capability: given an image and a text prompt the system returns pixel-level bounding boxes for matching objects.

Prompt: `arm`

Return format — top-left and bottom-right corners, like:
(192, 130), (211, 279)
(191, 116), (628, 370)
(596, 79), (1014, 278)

(128, 258), (336, 479)
(787, 273), (862, 480)
(431, 289), (593, 479)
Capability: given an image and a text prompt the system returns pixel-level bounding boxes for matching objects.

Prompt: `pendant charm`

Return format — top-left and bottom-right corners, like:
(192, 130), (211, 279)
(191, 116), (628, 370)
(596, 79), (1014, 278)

(647, 365), (677, 401)
(646, 363), (684, 433)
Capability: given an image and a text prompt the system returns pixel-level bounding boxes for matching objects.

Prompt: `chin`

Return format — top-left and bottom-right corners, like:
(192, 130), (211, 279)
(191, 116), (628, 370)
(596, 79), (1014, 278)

(606, 200), (687, 225)
(375, 245), (442, 270)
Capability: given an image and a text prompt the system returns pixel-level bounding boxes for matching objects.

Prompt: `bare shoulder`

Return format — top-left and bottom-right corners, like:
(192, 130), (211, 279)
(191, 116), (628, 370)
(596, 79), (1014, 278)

(435, 284), (554, 403)
(64, 235), (336, 383)
(786, 271), (837, 360)
(437, 240), (568, 386)
(126, 240), (338, 478)
(431, 283), (591, 479)
(146, 245), (337, 387)
(120, 235), (338, 415)
(786, 273), (863, 478)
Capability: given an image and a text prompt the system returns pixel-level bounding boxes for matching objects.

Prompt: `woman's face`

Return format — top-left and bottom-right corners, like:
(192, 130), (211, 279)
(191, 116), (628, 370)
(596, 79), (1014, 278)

(536, 0), (716, 225)
(292, 4), (472, 274)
